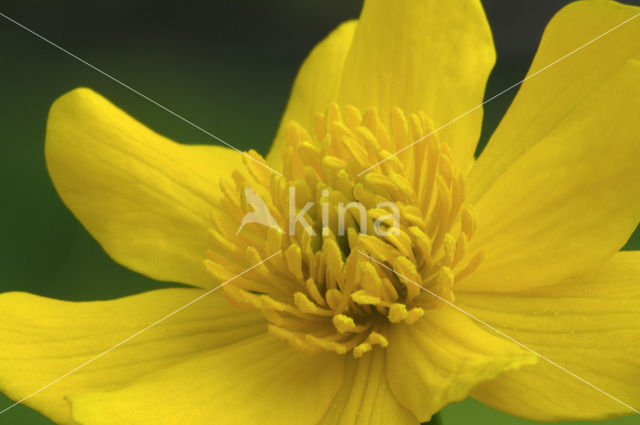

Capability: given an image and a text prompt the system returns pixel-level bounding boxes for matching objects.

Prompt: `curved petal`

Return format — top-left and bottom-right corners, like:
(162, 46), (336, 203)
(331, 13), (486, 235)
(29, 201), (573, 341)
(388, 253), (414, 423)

(319, 348), (416, 425)
(386, 308), (536, 422)
(68, 334), (344, 425)
(46, 88), (244, 288)
(459, 59), (640, 293)
(459, 251), (640, 421)
(470, 0), (640, 199)
(0, 289), (265, 425)
(265, 21), (357, 170)
(337, 0), (495, 170)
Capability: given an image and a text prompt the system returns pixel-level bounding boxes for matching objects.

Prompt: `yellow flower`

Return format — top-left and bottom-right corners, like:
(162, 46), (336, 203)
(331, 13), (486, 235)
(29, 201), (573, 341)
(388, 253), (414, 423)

(2, 0), (640, 424)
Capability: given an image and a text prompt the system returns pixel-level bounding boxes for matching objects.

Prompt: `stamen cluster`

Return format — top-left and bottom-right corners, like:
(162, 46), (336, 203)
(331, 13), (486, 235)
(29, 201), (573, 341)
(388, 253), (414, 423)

(205, 104), (482, 357)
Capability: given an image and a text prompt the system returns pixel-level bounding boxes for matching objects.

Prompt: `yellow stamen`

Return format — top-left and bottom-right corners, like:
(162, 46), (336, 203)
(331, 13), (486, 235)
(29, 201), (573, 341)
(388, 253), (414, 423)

(206, 104), (483, 357)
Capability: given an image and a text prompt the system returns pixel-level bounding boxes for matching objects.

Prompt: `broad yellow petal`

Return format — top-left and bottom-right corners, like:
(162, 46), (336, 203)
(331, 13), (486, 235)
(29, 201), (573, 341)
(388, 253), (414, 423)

(46, 88), (243, 288)
(69, 334), (344, 425)
(386, 308), (536, 422)
(460, 251), (640, 421)
(337, 0), (495, 170)
(459, 59), (640, 293)
(470, 0), (640, 198)
(0, 289), (265, 425)
(265, 21), (357, 170)
(319, 348), (416, 425)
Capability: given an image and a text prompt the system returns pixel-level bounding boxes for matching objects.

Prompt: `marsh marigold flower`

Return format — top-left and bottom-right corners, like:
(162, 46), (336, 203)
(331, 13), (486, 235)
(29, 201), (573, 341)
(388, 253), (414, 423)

(2, 0), (640, 424)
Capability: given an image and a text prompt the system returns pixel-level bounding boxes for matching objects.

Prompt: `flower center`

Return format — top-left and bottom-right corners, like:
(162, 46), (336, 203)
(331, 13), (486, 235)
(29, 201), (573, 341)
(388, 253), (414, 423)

(205, 104), (482, 357)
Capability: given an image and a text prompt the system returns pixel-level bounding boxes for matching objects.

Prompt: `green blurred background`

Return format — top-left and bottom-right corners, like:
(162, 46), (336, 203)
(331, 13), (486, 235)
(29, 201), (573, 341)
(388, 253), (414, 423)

(1, 1), (639, 424)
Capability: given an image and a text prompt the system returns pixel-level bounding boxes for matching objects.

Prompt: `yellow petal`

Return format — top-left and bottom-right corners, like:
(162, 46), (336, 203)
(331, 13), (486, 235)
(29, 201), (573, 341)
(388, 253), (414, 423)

(318, 348), (416, 425)
(68, 334), (344, 425)
(459, 251), (640, 421)
(0, 289), (265, 425)
(470, 0), (640, 198)
(337, 0), (495, 170)
(386, 307), (536, 421)
(266, 21), (357, 170)
(460, 59), (640, 293)
(46, 88), (243, 288)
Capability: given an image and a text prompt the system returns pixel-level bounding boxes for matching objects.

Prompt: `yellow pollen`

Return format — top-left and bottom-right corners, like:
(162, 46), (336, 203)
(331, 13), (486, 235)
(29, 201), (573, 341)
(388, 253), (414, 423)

(206, 104), (483, 357)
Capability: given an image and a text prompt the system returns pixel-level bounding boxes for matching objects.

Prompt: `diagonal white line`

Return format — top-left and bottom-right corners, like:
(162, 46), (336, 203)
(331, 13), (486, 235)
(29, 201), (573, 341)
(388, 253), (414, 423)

(3, 3), (639, 417)
(0, 250), (282, 416)
(357, 249), (640, 415)
(0, 11), (283, 177)
(357, 11), (640, 176)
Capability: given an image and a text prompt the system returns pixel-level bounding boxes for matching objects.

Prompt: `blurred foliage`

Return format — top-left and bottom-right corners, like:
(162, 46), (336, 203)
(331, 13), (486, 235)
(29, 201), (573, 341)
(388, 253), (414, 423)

(1, 1), (639, 424)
